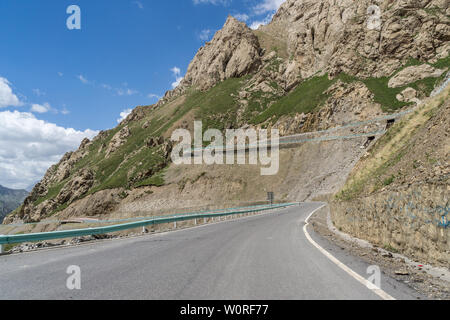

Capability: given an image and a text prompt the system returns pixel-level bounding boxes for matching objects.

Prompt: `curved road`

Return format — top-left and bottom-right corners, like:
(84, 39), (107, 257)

(0, 203), (420, 300)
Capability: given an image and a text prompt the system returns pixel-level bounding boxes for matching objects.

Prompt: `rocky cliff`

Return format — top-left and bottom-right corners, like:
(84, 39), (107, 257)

(4, 0), (449, 225)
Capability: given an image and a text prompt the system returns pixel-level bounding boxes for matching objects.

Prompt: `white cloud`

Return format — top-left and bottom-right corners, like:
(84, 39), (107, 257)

(199, 29), (214, 41)
(249, 13), (275, 29)
(171, 67), (181, 76)
(78, 75), (90, 84)
(30, 102), (52, 114)
(171, 67), (184, 89)
(233, 13), (250, 22)
(0, 111), (98, 189)
(117, 108), (133, 123)
(0, 77), (22, 108)
(253, 0), (285, 15)
(58, 72), (64, 77)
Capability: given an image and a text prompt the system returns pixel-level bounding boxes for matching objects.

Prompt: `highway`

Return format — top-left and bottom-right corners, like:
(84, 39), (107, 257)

(0, 203), (421, 300)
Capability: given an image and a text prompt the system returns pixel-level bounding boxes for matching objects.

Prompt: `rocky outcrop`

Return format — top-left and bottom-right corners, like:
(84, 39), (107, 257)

(105, 126), (131, 157)
(156, 16), (264, 107)
(389, 64), (446, 88)
(56, 189), (124, 219)
(268, 80), (383, 136)
(396, 87), (419, 103)
(182, 16), (263, 91)
(56, 169), (94, 204)
(261, 0), (449, 79)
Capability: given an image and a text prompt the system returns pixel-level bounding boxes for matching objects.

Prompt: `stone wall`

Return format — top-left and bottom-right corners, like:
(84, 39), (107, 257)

(331, 184), (449, 267)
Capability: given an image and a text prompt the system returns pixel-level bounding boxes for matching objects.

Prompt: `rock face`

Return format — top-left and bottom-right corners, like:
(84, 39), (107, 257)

(389, 64), (446, 88)
(182, 16), (263, 91)
(261, 0), (449, 79)
(105, 126), (131, 157)
(56, 169), (94, 204)
(397, 87), (418, 103)
(157, 16), (263, 106)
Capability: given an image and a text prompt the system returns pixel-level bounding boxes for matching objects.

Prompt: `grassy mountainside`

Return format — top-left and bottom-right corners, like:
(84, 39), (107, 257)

(336, 87), (449, 201)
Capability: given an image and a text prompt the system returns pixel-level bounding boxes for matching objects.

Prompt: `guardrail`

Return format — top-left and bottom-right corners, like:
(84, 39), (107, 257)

(0, 203), (297, 254)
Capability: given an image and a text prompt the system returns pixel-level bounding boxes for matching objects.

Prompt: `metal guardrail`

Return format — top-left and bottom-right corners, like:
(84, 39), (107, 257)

(0, 203), (297, 253)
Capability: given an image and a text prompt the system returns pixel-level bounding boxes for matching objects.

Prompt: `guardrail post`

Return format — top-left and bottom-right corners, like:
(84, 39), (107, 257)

(194, 219), (197, 226)
(204, 218), (207, 224)
(0, 243), (4, 254)
(174, 221), (177, 229)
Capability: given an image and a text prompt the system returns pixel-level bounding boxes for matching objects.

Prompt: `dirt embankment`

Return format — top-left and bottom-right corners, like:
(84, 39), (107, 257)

(331, 88), (450, 267)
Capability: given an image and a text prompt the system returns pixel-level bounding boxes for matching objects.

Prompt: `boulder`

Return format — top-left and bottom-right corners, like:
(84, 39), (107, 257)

(389, 65), (446, 88)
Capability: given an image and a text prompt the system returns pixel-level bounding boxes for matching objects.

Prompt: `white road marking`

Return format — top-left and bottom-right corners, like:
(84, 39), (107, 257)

(302, 204), (396, 301)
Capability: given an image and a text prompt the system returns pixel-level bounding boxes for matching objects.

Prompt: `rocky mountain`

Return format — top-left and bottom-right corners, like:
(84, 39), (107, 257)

(5, 0), (449, 225)
(0, 185), (28, 223)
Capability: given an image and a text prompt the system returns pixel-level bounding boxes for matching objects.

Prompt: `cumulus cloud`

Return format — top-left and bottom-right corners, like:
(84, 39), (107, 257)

(117, 108), (132, 123)
(233, 13), (250, 22)
(0, 111), (98, 189)
(30, 102), (52, 114)
(249, 13), (275, 29)
(0, 77), (22, 108)
(253, 0), (285, 15)
(235, 0), (285, 30)
(171, 67), (183, 89)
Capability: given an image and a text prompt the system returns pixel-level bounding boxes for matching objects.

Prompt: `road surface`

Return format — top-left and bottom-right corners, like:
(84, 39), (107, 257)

(0, 203), (421, 299)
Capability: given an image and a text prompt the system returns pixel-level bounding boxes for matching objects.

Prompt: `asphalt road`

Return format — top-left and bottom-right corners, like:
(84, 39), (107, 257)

(0, 203), (421, 300)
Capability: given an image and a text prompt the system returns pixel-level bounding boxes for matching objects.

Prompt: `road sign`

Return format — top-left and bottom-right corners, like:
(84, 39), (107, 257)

(267, 192), (274, 205)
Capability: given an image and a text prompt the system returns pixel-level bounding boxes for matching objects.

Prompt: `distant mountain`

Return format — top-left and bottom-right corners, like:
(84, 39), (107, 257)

(0, 185), (28, 223)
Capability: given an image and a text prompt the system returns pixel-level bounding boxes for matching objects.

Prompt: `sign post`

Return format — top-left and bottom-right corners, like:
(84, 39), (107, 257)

(267, 192), (274, 206)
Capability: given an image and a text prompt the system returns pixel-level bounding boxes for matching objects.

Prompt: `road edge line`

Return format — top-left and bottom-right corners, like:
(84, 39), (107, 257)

(303, 204), (396, 301)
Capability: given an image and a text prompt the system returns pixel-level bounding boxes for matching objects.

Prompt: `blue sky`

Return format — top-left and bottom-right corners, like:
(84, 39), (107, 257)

(0, 0), (285, 189)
